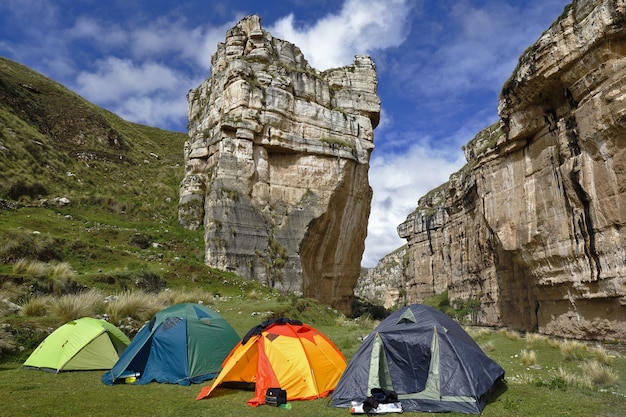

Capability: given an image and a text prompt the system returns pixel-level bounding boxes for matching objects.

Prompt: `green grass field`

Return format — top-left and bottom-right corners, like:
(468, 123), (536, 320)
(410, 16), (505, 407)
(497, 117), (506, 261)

(1, 298), (624, 417)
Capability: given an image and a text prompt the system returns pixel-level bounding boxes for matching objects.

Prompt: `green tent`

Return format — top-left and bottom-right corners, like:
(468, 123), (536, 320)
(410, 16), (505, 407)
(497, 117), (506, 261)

(23, 317), (130, 372)
(102, 303), (240, 385)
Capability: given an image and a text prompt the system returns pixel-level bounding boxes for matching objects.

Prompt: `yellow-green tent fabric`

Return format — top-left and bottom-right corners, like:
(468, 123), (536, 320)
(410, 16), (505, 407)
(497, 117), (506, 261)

(196, 318), (345, 406)
(23, 317), (130, 372)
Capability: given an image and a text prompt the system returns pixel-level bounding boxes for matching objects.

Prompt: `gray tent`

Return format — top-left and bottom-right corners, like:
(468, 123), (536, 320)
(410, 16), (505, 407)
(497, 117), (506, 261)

(330, 304), (504, 414)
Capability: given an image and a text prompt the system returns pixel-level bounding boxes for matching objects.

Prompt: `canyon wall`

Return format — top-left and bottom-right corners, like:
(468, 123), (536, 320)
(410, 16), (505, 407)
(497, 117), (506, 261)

(355, 246), (408, 309)
(178, 15), (380, 314)
(397, 0), (626, 340)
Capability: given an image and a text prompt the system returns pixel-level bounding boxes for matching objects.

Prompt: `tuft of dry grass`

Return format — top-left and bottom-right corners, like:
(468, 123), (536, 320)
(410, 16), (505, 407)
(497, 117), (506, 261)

(355, 314), (378, 330)
(23, 260), (49, 277)
(154, 288), (215, 306)
(12, 258), (31, 274)
(559, 339), (587, 361)
(467, 327), (493, 339)
(49, 262), (76, 280)
(19, 296), (51, 317)
(581, 360), (619, 387)
(12, 259), (79, 295)
(335, 316), (354, 328)
(521, 349), (537, 366)
(548, 337), (562, 349)
(508, 372), (537, 385)
(590, 345), (613, 365)
(481, 340), (495, 352)
(477, 327), (492, 338)
(501, 329), (521, 341)
(525, 332), (547, 349)
(49, 289), (105, 323)
(105, 291), (163, 324)
(552, 367), (589, 389)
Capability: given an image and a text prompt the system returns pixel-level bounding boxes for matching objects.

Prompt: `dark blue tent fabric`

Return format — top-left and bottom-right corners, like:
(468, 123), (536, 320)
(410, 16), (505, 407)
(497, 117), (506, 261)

(101, 303), (240, 386)
(330, 304), (504, 414)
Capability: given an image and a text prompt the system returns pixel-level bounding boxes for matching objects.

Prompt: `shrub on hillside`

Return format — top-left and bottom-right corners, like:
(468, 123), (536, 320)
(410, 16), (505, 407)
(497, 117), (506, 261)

(2, 179), (48, 200)
(49, 290), (105, 323)
(581, 360), (619, 387)
(0, 326), (16, 361)
(19, 296), (50, 317)
(0, 231), (62, 263)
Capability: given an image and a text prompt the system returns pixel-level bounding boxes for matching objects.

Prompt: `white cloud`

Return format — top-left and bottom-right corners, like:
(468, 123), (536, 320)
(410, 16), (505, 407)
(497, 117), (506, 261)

(66, 16), (128, 48)
(269, 0), (412, 70)
(75, 58), (182, 102)
(363, 140), (466, 267)
(128, 19), (236, 68)
(73, 57), (195, 128)
(113, 94), (190, 129)
(63, 17), (236, 128)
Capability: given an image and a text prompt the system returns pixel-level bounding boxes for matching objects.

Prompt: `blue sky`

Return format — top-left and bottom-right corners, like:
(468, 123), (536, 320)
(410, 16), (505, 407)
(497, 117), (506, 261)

(0, 0), (571, 267)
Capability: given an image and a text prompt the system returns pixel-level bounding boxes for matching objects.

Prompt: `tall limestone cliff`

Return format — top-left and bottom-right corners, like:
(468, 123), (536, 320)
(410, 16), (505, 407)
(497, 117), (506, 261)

(398, 0), (626, 341)
(178, 15), (380, 314)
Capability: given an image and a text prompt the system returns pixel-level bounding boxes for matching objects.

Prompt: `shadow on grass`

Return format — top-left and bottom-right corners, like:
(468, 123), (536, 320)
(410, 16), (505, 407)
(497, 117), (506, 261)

(485, 377), (508, 406)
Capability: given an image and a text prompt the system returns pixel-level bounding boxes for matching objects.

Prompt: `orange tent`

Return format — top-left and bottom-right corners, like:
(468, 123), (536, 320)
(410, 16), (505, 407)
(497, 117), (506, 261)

(196, 318), (346, 406)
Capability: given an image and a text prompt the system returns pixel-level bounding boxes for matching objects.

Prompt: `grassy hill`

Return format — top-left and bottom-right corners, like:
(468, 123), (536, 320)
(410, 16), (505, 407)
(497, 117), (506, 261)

(0, 56), (352, 353)
(0, 56), (268, 303)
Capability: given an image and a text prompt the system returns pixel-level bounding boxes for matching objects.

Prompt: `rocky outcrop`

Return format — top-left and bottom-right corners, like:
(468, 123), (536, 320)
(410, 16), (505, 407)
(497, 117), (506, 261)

(355, 245), (408, 309)
(398, 0), (626, 341)
(178, 15), (380, 314)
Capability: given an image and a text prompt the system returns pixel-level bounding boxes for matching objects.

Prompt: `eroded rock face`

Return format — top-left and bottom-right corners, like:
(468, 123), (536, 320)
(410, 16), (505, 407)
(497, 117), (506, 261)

(355, 246), (408, 309)
(398, 0), (626, 341)
(178, 15), (380, 314)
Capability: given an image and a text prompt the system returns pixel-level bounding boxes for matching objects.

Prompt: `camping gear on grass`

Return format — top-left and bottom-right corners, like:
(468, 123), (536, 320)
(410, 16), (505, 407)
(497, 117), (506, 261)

(265, 387), (287, 407)
(101, 302), (240, 386)
(330, 304), (505, 414)
(196, 318), (346, 406)
(23, 317), (130, 372)
(349, 387), (403, 414)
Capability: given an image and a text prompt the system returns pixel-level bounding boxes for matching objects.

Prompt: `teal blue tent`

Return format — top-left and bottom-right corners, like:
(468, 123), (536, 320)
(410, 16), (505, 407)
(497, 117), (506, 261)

(101, 303), (239, 386)
(330, 304), (504, 414)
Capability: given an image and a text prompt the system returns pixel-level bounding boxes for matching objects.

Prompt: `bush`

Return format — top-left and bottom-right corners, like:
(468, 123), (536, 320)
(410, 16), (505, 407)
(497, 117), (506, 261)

(0, 326), (17, 361)
(481, 340), (495, 352)
(20, 296), (50, 317)
(525, 332), (547, 349)
(129, 233), (152, 249)
(49, 262), (76, 281)
(50, 290), (105, 323)
(13, 258), (47, 276)
(133, 270), (167, 293)
(590, 345), (613, 365)
(521, 349), (537, 366)
(559, 340), (587, 361)
(0, 231), (62, 263)
(3, 178), (48, 200)
(581, 360), (619, 387)
(351, 296), (389, 320)
(104, 291), (164, 324)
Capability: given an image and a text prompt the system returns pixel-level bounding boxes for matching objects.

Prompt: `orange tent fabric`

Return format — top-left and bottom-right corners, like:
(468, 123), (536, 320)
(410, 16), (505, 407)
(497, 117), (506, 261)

(196, 318), (346, 406)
